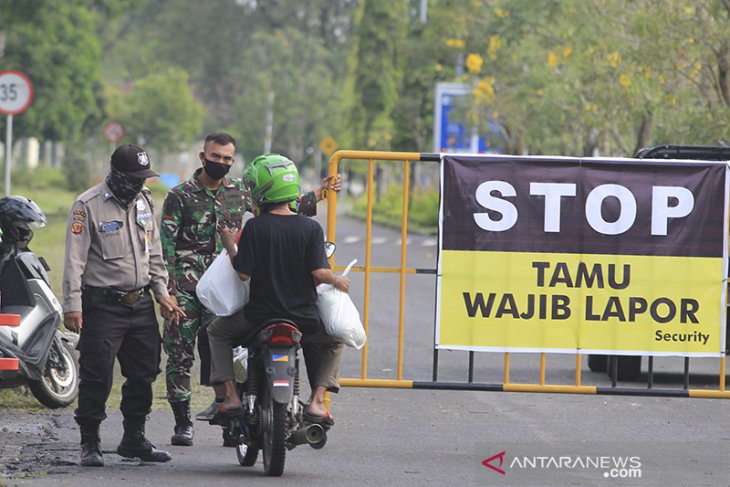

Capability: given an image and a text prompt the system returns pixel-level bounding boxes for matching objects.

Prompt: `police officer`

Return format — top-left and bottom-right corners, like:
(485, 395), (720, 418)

(160, 132), (340, 447)
(63, 144), (185, 467)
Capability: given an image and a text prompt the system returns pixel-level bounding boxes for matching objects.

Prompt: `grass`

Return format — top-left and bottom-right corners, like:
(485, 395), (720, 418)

(0, 168), (211, 414)
(347, 184), (439, 234)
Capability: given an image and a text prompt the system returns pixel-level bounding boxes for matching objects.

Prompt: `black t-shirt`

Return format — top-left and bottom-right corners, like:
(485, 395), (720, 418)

(233, 212), (328, 333)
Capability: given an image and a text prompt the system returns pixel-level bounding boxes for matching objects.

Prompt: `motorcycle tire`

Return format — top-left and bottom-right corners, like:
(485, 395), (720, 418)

(27, 337), (79, 408)
(237, 437), (259, 466)
(262, 397), (287, 477)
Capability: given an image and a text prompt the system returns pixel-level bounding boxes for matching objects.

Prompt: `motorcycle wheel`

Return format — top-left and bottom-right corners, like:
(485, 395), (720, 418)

(262, 394), (287, 477)
(27, 337), (79, 408)
(237, 436), (259, 466)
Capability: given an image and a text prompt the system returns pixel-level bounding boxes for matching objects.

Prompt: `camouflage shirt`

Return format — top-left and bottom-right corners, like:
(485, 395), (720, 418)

(160, 168), (318, 294)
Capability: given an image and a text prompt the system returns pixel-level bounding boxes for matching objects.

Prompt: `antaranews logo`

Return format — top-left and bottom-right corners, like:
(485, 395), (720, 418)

(482, 451), (507, 475)
(482, 451), (642, 479)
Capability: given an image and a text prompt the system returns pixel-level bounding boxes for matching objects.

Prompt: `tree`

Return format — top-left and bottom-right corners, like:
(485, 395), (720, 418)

(392, 0), (472, 153)
(347, 1), (408, 150)
(461, 0), (730, 156)
(107, 67), (206, 152)
(0, 0), (102, 144)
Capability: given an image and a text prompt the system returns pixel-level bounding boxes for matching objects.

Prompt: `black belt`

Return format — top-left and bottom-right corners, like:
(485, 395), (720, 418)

(84, 285), (151, 305)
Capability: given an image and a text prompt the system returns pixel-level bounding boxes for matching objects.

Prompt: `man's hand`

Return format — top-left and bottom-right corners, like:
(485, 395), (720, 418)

(220, 227), (238, 257)
(64, 311), (83, 333)
(313, 268), (350, 293)
(333, 275), (350, 293)
(159, 295), (185, 327)
(318, 174), (342, 201)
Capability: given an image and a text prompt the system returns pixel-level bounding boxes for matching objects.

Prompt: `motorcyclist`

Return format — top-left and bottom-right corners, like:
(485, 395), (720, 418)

(207, 154), (349, 423)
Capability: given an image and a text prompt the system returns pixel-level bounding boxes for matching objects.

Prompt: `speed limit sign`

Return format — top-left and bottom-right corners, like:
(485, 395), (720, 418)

(0, 70), (34, 116)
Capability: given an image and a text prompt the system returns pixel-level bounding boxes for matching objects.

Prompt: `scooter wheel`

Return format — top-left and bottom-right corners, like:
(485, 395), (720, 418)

(309, 432), (327, 450)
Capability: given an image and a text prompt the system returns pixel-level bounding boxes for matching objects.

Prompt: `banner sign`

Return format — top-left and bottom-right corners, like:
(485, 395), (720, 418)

(436, 155), (729, 356)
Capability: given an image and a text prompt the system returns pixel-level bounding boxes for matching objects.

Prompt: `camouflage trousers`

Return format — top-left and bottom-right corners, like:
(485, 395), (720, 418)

(162, 289), (217, 403)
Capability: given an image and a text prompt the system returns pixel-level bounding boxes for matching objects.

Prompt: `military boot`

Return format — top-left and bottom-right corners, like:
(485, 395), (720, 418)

(79, 422), (104, 467)
(116, 416), (172, 462)
(170, 400), (194, 446)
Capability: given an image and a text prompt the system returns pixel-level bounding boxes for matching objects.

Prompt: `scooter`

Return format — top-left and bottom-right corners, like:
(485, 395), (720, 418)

(217, 241), (337, 477)
(0, 195), (79, 408)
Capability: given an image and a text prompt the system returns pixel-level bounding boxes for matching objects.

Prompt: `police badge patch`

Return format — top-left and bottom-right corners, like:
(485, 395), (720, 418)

(137, 151), (150, 166)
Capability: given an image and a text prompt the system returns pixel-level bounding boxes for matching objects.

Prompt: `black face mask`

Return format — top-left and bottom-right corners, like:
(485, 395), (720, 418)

(106, 167), (145, 207)
(203, 159), (231, 180)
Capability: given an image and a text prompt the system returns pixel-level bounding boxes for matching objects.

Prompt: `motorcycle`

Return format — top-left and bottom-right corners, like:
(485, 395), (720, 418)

(0, 195), (79, 408)
(216, 241), (337, 477)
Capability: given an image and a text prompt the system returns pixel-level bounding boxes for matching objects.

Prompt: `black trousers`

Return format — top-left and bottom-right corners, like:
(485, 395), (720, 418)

(74, 287), (161, 425)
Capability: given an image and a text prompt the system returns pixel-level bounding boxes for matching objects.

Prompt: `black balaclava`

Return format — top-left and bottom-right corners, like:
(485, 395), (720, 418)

(106, 166), (145, 207)
(203, 158), (232, 180)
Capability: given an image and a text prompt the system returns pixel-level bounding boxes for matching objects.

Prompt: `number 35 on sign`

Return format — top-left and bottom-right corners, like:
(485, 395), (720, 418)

(0, 70), (34, 116)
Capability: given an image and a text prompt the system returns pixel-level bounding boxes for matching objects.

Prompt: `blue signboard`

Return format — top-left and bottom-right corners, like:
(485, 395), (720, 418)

(433, 82), (504, 153)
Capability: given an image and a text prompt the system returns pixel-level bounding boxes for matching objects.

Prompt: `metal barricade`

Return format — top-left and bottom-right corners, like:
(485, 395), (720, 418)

(325, 150), (730, 399)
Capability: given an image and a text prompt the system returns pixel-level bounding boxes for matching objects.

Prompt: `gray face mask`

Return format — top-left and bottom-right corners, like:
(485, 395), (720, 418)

(106, 167), (145, 207)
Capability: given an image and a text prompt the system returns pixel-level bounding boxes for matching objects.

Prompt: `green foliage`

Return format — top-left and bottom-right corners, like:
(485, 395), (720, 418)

(348, 1), (408, 150)
(392, 0), (474, 152)
(108, 67), (206, 151)
(0, 0), (102, 142)
(231, 27), (345, 166)
(460, 0), (730, 155)
(62, 154), (92, 193)
(4, 0), (730, 179)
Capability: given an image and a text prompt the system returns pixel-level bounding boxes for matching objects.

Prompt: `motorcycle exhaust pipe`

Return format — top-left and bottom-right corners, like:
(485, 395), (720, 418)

(288, 423), (325, 446)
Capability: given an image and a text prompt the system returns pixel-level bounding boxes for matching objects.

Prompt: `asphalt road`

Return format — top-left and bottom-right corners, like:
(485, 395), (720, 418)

(1, 214), (729, 486)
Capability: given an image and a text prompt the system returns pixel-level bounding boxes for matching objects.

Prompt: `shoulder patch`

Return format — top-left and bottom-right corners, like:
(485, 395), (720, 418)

(71, 222), (84, 234)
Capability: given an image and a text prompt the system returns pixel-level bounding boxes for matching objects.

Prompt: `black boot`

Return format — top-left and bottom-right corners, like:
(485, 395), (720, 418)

(222, 426), (236, 447)
(170, 401), (194, 446)
(79, 422), (104, 467)
(116, 416), (172, 462)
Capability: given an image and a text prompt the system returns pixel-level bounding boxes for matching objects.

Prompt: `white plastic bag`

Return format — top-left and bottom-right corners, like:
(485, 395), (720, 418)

(196, 248), (249, 316)
(317, 259), (366, 349)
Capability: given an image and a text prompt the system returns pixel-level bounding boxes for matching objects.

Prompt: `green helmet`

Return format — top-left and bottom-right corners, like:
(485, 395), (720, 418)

(247, 153), (300, 206)
(243, 159), (259, 192)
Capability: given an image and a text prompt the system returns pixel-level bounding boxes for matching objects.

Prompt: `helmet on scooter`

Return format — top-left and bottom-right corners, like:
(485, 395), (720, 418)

(0, 195), (46, 246)
(247, 154), (300, 207)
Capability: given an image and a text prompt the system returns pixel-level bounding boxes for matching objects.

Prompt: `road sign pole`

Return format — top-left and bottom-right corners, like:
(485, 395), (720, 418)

(4, 114), (12, 196)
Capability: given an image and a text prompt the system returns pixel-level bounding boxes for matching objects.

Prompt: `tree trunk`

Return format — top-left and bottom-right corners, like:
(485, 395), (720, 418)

(718, 42), (730, 107)
(633, 110), (653, 156)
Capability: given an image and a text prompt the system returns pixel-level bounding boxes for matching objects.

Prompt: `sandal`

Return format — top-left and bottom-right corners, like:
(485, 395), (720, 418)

(210, 405), (244, 425)
(303, 410), (334, 426)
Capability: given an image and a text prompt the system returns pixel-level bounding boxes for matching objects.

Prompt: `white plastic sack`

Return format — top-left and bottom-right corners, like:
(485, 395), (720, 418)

(317, 259), (366, 349)
(196, 248), (249, 316)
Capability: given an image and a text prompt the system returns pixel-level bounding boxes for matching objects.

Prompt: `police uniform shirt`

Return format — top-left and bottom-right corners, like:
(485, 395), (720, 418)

(62, 181), (170, 312)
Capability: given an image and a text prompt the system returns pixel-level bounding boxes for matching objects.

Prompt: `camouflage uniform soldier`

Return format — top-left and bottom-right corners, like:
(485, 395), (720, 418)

(161, 133), (337, 447)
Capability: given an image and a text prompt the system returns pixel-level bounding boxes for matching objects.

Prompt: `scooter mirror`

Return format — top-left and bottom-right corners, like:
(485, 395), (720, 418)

(324, 241), (336, 259)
